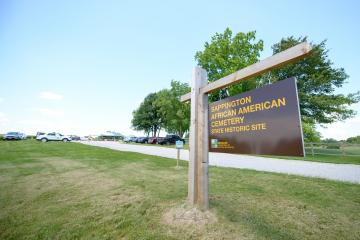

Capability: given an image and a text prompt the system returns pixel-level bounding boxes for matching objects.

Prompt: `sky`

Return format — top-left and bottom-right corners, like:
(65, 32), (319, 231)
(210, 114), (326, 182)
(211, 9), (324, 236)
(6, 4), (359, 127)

(0, 0), (359, 140)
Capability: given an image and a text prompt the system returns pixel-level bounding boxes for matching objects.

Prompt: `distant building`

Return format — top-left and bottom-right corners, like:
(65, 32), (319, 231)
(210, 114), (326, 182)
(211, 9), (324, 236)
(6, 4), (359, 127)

(99, 131), (124, 141)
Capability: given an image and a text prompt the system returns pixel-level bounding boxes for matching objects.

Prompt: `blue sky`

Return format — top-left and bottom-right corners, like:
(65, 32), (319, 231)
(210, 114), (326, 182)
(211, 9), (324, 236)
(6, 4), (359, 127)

(0, 0), (359, 139)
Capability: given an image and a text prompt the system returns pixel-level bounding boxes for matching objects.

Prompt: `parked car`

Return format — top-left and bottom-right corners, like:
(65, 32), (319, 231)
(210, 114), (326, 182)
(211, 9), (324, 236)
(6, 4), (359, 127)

(69, 135), (81, 141)
(124, 136), (137, 143)
(148, 137), (159, 144)
(19, 133), (27, 139)
(137, 137), (149, 143)
(158, 134), (185, 145)
(3, 132), (23, 140)
(36, 132), (72, 142)
(36, 132), (45, 137)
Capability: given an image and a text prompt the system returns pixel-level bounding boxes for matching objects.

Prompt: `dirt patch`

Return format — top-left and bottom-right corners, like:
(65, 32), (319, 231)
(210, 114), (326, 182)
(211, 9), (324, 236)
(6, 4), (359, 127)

(163, 203), (217, 228)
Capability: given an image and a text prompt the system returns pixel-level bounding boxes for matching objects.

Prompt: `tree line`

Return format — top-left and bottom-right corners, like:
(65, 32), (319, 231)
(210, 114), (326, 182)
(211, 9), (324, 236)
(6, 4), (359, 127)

(131, 81), (190, 138)
(132, 28), (359, 141)
(319, 136), (360, 144)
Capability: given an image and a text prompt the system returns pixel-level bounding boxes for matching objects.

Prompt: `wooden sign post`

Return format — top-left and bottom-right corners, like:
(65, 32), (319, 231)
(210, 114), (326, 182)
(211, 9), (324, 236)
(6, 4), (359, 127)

(187, 67), (209, 208)
(181, 42), (312, 210)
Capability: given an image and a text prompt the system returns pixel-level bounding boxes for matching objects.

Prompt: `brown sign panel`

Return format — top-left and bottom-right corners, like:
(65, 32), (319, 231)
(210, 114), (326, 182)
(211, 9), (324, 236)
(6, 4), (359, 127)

(209, 77), (304, 156)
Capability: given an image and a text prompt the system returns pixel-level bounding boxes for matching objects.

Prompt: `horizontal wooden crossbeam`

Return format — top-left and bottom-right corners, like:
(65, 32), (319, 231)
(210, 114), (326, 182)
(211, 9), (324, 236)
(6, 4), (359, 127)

(180, 92), (191, 102)
(180, 42), (312, 102)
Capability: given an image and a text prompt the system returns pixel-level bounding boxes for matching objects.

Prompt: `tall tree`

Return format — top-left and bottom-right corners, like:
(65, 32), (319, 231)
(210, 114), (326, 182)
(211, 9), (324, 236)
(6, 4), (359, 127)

(131, 93), (163, 137)
(268, 37), (359, 125)
(155, 80), (190, 137)
(195, 28), (264, 102)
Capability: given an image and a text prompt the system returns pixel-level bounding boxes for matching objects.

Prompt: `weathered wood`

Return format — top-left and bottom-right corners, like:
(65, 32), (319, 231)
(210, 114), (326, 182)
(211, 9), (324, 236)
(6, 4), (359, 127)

(188, 68), (200, 204)
(188, 67), (208, 208)
(180, 92), (191, 102)
(197, 77), (209, 209)
(180, 42), (312, 102)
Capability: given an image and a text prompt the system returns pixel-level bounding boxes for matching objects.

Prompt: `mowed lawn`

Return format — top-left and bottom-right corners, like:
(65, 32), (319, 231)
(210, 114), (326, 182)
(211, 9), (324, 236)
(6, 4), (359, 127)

(0, 141), (359, 240)
(261, 153), (360, 165)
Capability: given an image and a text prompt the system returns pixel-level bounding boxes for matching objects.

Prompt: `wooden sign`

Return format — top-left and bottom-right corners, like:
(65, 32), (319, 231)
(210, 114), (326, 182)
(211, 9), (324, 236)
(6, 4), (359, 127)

(180, 42), (312, 210)
(209, 77), (304, 156)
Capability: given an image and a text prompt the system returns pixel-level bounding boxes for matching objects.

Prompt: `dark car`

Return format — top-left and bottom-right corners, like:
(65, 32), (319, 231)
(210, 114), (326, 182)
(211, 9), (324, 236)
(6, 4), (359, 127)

(158, 134), (185, 145)
(70, 135), (81, 141)
(148, 137), (162, 144)
(3, 132), (22, 140)
(137, 137), (149, 143)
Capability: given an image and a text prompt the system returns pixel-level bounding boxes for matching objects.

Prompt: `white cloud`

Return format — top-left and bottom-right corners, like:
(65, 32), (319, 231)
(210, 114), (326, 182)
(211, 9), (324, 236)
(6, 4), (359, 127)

(37, 108), (64, 117)
(0, 97), (4, 103)
(317, 115), (360, 140)
(39, 91), (63, 101)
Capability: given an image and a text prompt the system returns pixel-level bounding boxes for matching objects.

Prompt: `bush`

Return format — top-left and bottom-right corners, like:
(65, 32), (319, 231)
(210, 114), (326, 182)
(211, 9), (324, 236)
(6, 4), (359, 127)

(326, 144), (340, 149)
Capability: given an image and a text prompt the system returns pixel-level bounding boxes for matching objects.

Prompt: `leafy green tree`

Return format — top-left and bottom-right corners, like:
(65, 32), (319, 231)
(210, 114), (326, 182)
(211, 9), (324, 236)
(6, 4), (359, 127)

(346, 136), (360, 144)
(322, 138), (338, 143)
(268, 37), (359, 124)
(302, 122), (321, 142)
(195, 28), (264, 102)
(155, 80), (190, 137)
(131, 93), (163, 137)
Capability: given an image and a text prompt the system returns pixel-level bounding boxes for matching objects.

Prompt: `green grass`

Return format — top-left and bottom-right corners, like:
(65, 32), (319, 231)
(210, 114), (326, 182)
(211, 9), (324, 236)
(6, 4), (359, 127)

(0, 140), (359, 239)
(259, 153), (360, 165)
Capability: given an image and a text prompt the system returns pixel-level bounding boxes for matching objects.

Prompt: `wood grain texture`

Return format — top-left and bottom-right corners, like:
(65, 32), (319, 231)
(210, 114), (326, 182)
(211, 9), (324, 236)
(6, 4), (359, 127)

(180, 92), (191, 102)
(188, 67), (209, 209)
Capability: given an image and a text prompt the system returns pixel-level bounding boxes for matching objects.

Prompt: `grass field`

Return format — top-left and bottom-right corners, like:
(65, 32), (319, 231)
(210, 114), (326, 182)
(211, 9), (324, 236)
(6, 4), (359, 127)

(261, 153), (360, 165)
(0, 140), (360, 239)
(124, 141), (360, 165)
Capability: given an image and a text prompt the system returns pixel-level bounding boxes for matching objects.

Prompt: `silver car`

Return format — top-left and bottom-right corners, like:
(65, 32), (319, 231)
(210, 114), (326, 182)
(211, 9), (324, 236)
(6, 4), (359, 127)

(36, 132), (72, 142)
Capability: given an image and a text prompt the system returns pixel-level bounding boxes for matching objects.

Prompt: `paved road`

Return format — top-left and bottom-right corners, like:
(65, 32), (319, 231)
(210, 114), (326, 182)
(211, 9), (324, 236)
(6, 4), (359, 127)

(80, 141), (360, 184)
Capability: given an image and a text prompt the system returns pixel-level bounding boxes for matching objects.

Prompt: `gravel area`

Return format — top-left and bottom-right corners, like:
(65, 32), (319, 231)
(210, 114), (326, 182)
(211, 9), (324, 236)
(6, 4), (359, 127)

(80, 141), (360, 184)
